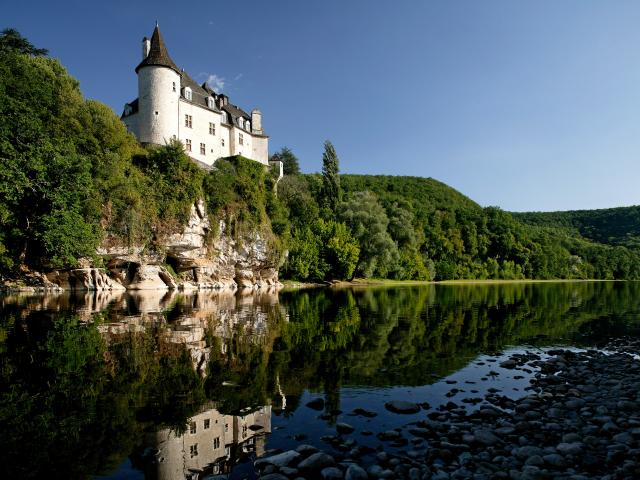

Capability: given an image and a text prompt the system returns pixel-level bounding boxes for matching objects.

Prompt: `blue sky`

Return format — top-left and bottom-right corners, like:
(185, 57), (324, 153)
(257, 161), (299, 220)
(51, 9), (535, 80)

(5, 0), (640, 211)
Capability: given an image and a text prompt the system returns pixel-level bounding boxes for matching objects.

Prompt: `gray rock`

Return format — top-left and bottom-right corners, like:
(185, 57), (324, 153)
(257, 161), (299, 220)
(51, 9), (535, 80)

(384, 400), (421, 414)
(613, 432), (633, 443)
(524, 455), (544, 466)
(377, 430), (402, 441)
(256, 450), (301, 468)
(367, 465), (384, 476)
(260, 475), (289, 480)
(321, 466), (343, 479)
(515, 446), (544, 459)
(500, 360), (517, 369)
(298, 452), (336, 472)
(556, 442), (584, 456)
(280, 467), (299, 476)
(543, 453), (566, 467)
(345, 464), (367, 480)
(565, 399), (586, 410)
(562, 433), (581, 443)
(474, 429), (500, 446)
(336, 422), (355, 434)
(295, 444), (319, 456)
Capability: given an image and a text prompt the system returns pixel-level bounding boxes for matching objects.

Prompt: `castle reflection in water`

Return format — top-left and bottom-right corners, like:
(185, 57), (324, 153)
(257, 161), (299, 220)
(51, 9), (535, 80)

(145, 403), (271, 479)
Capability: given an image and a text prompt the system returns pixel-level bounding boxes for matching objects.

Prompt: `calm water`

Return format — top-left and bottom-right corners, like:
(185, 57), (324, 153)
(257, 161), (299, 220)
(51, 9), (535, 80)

(1, 282), (640, 479)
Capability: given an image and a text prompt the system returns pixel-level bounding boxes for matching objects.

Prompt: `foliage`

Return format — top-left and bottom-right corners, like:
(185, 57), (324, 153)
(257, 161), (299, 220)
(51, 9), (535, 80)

(514, 206), (640, 250)
(0, 28), (48, 56)
(338, 191), (398, 278)
(320, 140), (341, 213)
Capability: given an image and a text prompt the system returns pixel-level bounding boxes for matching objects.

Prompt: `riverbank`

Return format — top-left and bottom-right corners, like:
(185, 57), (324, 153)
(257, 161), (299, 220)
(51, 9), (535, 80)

(254, 340), (640, 479)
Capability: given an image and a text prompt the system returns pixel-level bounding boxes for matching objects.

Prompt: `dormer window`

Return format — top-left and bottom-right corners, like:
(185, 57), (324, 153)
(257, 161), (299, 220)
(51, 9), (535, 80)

(124, 104), (132, 116)
(239, 118), (244, 129)
(184, 87), (192, 101)
(246, 121), (250, 132)
(221, 111), (228, 123)
(207, 97), (214, 109)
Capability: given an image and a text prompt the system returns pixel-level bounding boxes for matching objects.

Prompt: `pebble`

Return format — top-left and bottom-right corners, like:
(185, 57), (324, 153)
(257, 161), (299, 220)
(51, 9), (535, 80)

(253, 345), (640, 480)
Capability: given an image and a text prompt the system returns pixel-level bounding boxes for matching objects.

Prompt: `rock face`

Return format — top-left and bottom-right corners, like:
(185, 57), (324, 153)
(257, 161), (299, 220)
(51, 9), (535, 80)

(163, 200), (280, 290)
(14, 200), (281, 292)
(46, 268), (126, 291)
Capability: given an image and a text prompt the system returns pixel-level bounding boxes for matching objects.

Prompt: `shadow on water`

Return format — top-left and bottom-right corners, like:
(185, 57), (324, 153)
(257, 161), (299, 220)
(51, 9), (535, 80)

(1, 281), (640, 478)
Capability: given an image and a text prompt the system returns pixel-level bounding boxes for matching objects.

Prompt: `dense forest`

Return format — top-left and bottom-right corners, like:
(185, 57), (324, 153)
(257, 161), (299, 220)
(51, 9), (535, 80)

(513, 206), (640, 249)
(1, 29), (639, 283)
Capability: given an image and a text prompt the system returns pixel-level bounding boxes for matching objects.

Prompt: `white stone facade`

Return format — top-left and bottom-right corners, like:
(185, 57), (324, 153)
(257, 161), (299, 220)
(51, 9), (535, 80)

(122, 25), (268, 166)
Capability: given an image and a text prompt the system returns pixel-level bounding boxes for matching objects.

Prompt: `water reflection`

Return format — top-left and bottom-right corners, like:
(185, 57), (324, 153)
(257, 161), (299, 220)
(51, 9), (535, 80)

(1, 282), (640, 479)
(140, 404), (271, 480)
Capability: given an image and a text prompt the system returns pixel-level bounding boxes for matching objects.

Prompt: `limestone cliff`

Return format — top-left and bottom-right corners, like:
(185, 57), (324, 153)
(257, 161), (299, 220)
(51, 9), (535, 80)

(32, 200), (281, 292)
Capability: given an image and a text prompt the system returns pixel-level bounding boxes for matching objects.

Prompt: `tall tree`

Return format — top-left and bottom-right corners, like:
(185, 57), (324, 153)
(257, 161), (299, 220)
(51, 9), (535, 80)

(0, 28), (48, 56)
(321, 140), (341, 212)
(270, 147), (300, 175)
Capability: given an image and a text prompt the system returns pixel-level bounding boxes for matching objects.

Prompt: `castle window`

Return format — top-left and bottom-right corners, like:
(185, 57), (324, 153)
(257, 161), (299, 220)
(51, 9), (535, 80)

(225, 423), (229, 432)
(190, 444), (198, 458)
(172, 82), (176, 92)
(213, 437), (220, 449)
(189, 421), (196, 434)
(185, 87), (192, 101)
(209, 123), (215, 135)
(221, 138), (225, 147)
(200, 143), (206, 155)
(185, 114), (192, 128)
(239, 133), (244, 145)
(185, 139), (192, 152)
(204, 419), (210, 430)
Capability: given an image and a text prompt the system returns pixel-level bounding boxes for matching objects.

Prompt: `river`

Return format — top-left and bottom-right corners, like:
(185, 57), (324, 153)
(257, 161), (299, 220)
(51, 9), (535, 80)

(1, 281), (639, 479)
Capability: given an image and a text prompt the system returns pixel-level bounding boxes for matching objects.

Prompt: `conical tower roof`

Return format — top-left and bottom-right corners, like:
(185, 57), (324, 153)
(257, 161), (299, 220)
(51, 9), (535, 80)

(135, 24), (180, 74)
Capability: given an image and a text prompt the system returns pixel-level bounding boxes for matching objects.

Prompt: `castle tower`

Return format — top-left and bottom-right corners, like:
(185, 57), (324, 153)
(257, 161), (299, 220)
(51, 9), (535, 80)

(135, 24), (180, 145)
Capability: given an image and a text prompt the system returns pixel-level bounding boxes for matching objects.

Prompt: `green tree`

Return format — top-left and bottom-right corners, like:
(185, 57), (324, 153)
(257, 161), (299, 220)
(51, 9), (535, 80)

(338, 191), (398, 278)
(0, 28), (48, 56)
(321, 140), (341, 213)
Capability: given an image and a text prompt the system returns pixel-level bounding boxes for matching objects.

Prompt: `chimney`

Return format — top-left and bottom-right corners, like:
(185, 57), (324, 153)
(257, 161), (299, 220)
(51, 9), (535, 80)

(142, 36), (151, 59)
(251, 109), (262, 134)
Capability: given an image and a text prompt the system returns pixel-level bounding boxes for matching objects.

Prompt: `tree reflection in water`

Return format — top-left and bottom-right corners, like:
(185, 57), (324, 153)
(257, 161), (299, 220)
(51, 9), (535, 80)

(1, 282), (639, 478)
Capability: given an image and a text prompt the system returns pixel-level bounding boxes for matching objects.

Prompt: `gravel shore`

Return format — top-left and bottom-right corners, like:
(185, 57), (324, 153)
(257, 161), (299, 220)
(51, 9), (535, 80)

(250, 339), (640, 480)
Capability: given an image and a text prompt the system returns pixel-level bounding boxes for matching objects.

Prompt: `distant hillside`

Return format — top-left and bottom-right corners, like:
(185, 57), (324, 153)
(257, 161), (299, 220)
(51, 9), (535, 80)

(341, 175), (481, 213)
(513, 206), (640, 250)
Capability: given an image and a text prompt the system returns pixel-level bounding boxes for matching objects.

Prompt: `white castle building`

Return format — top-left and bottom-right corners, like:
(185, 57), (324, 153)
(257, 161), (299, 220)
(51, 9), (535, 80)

(121, 24), (269, 167)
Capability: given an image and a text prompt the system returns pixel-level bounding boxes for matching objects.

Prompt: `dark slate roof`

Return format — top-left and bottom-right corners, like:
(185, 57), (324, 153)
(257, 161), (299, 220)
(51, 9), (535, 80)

(222, 103), (251, 129)
(180, 72), (220, 112)
(135, 25), (180, 74)
(121, 98), (138, 118)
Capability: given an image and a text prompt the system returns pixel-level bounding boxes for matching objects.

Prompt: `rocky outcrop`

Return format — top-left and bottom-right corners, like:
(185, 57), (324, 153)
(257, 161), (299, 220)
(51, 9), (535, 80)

(163, 200), (280, 290)
(45, 268), (127, 291)
(4, 200), (281, 292)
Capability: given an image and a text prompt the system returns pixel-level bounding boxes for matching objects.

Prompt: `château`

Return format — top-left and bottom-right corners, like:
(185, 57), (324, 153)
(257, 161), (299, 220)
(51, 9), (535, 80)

(121, 24), (269, 167)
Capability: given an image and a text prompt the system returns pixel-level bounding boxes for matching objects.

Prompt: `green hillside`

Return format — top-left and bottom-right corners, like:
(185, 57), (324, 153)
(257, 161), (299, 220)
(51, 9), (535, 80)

(513, 206), (640, 250)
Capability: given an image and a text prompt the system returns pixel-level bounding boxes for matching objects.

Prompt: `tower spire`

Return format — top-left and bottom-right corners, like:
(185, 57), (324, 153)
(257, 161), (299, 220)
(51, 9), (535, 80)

(135, 23), (180, 74)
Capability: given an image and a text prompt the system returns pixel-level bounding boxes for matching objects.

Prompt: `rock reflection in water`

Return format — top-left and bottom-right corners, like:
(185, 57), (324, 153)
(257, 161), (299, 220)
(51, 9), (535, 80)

(142, 404), (271, 480)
